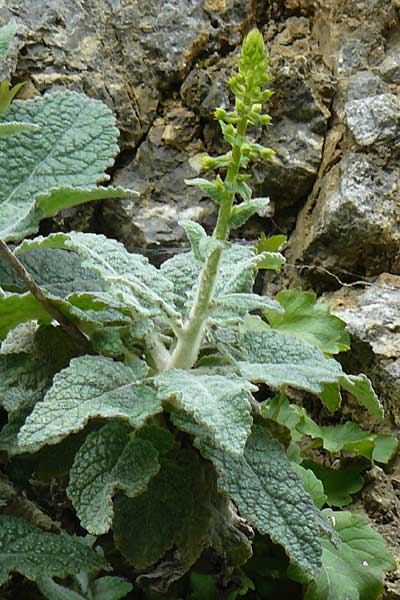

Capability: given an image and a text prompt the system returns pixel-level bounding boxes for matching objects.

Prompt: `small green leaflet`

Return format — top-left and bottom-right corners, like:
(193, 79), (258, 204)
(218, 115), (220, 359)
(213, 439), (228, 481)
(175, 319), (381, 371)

(0, 515), (106, 586)
(18, 355), (162, 451)
(303, 461), (365, 507)
(0, 92), (136, 241)
(0, 81), (25, 115)
(0, 20), (16, 60)
(179, 219), (208, 262)
(67, 421), (160, 535)
(155, 370), (254, 455)
(199, 425), (322, 577)
(264, 289), (350, 355)
(216, 316), (382, 417)
(301, 510), (396, 600)
(256, 233), (287, 253)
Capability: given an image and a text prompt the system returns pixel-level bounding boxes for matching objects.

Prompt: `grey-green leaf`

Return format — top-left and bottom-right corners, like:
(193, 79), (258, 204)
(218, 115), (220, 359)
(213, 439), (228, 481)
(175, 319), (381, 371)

(199, 425), (322, 577)
(0, 515), (106, 586)
(155, 370), (254, 455)
(67, 421), (159, 535)
(0, 91), (126, 241)
(18, 355), (162, 451)
(18, 232), (176, 320)
(228, 197), (271, 229)
(216, 317), (382, 417)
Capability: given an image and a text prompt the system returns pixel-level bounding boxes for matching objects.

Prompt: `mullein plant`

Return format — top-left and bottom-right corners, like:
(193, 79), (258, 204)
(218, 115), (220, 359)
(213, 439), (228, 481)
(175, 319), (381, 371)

(0, 24), (396, 600)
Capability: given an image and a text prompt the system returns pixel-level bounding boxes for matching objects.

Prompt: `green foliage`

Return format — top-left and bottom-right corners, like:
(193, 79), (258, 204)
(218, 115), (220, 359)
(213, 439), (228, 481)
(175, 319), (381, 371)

(291, 510), (396, 600)
(0, 515), (106, 585)
(0, 23), (394, 600)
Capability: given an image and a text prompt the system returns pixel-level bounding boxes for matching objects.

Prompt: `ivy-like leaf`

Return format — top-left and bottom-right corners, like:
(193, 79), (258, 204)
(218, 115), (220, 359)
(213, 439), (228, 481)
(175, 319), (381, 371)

(300, 510), (396, 600)
(18, 232), (176, 321)
(256, 233), (287, 253)
(18, 355), (162, 451)
(264, 398), (397, 463)
(216, 316), (382, 417)
(0, 515), (106, 586)
(0, 20), (16, 60)
(155, 370), (254, 455)
(67, 421), (160, 535)
(0, 92), (135, 241)
(302, 462), (365, 507)
(200, 425), (322, 577)
(264, 289), (350, 355)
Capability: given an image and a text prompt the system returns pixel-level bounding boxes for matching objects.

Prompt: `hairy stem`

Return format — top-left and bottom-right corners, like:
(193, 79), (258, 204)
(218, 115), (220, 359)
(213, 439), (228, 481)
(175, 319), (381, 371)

(167, 116), (249, 370)
(0, 239), (87, 343)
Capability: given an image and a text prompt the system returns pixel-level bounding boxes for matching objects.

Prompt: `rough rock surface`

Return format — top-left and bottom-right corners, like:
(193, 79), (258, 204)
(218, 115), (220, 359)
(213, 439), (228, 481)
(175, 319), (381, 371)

(327, 274), (400, 427)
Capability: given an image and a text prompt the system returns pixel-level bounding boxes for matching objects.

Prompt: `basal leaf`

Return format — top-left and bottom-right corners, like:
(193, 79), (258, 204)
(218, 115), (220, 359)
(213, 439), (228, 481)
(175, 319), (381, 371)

(67, 421), (159, 534)
(0, 20), (16, 60)
(0, 91), (132, 241)
(155, 370), (254, 455)
(302, 510), (396, 600)
(264, 289), (350, 355)
(113, 450), (214, 570)
(303, 462), (365, 507)
(0, 515), (106, 586)
(18, 355), (162, 451)
(216, 316), (382, 417)
(200, 425), (322, 577)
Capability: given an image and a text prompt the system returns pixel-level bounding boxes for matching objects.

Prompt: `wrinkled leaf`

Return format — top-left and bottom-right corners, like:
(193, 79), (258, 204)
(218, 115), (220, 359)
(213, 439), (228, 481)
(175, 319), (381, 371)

(18, 355), (161, 451)
(228, 198), (271, 229)
(0, 515), (106, 585)
(0, 20), (16, 60)
(200, 425), (322, 577)
(155, 370), (254, 455)
(114, 450), (215, 570)
(67, 421), (159, 534)
(0, 91), (132, 241)
(0, 121), (39, 137)
(216, 316), (382, 417)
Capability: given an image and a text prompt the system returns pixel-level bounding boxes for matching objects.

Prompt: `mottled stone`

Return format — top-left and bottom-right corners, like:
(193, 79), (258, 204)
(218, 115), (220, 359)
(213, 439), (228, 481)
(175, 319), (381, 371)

(327, 274), (400, 424)
(345, 94), (400, 147)
(287, 153), (400, 284)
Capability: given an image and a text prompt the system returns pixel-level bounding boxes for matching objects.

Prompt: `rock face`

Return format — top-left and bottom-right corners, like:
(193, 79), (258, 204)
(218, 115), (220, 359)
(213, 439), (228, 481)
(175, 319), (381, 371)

(327, 274), (400, 426)
(287, 0), (400, 286)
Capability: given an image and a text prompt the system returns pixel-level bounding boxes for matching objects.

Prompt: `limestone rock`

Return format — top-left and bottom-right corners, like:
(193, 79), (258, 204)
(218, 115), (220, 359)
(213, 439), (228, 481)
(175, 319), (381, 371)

(345, 94), (400, 148)
(327, 274), (400, 425)
(288, 152), (400, 285)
